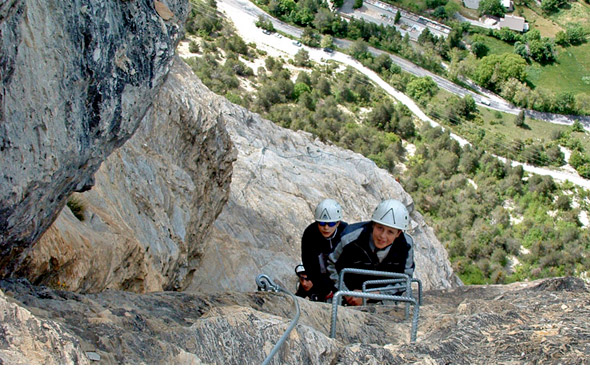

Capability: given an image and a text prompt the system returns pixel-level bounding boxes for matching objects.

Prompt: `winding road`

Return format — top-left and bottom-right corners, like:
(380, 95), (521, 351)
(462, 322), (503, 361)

(214, 0), (590, 189)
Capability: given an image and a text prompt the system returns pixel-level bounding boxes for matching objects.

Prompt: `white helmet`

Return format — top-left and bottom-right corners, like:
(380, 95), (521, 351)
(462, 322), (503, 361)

(294, 264), (306, 276)
(314, 199), (343, 222)
(371, 199), (409, 231)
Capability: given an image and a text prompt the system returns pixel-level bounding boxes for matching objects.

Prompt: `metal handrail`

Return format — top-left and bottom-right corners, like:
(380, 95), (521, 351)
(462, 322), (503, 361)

(361, 277), (423, 317)
(255, 274), (301, 365)
(332, 268), (421, 343)
(329, 290), (420, 343)
(338, 268), (411, 292)
(362, 278), (412, 318)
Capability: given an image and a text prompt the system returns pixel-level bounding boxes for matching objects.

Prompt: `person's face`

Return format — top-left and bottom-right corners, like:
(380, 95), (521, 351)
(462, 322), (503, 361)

(317, 221), (339, 238)
(299, 274), (313, 291)
(372, 223), (401, 249)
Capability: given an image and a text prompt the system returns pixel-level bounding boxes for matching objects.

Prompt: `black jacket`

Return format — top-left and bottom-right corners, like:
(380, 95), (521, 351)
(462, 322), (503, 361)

(295, 283), (323, 301)
(327, 221), (414, 291)
(301, 221), (348, 300)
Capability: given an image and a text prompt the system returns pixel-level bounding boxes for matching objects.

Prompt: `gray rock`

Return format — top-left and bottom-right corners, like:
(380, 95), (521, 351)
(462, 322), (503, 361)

(0, 287), (90, 364)
(1, 277), (588, 364)
(0, 0), (189, 260)
(12, 58), (236, 293)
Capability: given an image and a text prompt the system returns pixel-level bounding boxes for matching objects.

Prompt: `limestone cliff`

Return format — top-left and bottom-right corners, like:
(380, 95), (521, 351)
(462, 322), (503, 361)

(1, 0), (458, 293)
(0, 0), (189, 265)
(15, 57), (236, 293)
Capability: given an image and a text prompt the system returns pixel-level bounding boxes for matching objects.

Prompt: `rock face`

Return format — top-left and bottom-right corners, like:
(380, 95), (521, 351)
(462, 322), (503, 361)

(1, 277), (588, 364)
(0, 0), (189, 263)
(11, 57), (236, 293)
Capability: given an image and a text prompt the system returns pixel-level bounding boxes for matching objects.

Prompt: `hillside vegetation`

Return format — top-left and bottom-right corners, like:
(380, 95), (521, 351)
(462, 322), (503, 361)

(182, 0), (590, 284)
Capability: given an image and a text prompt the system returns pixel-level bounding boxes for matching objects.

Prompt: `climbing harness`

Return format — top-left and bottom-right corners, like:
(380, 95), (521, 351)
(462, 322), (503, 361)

(330, 268), (421, 343)
(255, 274), (301, 365)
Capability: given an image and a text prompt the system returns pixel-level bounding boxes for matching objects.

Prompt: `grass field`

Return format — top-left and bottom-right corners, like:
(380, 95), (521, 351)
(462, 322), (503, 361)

(519, 5), (564, 37)
(552, 1), (590, 33)
(468, 34), (515, 55)
(526, 43), (590, 95)
(478, 107), (566, 143)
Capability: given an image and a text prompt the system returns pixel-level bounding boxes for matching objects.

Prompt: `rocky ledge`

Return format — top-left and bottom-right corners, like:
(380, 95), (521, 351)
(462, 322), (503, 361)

(1, 276), (588, 364)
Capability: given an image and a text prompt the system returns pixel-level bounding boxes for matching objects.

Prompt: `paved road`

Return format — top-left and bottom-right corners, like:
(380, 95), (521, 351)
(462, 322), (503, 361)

(220, 0), (590, 128)
(215, 0), (590, 189)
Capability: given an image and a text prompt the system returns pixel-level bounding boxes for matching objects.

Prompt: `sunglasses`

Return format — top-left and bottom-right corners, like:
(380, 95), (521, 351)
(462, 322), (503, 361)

(299, 275), (311, 281)
(317, 221), (337, 227)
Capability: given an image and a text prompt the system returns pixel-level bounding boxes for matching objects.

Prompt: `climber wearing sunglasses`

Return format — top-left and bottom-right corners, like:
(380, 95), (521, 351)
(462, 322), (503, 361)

(299, 199), (348, 302)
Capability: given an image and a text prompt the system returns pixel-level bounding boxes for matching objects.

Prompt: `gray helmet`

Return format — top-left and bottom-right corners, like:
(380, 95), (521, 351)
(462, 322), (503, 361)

(371, 199), (409, 231)
(314, 199), (343, 222)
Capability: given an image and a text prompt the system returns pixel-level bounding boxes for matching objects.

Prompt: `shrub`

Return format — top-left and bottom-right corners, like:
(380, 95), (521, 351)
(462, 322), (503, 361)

(189, 40), (200, 53)
(67, 197), (85, 221)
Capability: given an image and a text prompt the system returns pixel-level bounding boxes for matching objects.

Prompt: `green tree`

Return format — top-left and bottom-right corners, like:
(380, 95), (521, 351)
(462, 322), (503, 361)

(555, 30), (568, 46)
(320, 35), (334, 49)
(418, 28), (436, 45)
(553, 92), (576, 114)
(313, 8), (335, 34)
(406, 76), (439, 104)
(255, 15), (275, 32)
(528, 38), (556, 63)
(472, 41), (489, 58)
(294, 82), (311, 100)
(515, 109), (525, 128)
(472, 53), (527, 91)
(433, 6), (447, 19)
(541, 0), (568, 13)
(189, 40), (200, 53)
(564, 23), (586, 45)
(367, 100), (395, 129)
(569, 150), (590, 169)
(293, 48), (311, 67)
(394, 10), (401, 24)
(571, 120), (585, 133)
(479, 0), (505, 17)
(301, 27), (319, 47)
(348, 38), (369, 60)
(315, 77), (332, 96)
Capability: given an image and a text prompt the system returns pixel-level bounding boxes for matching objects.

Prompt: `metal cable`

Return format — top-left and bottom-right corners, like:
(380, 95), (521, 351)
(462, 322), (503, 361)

(255, 274), (301, 365)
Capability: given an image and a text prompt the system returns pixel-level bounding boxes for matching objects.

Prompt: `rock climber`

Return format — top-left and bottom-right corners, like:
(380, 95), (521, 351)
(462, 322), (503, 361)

(326, 198), (414, 306)
(300, 198), (348, 302)
(294, 264), (322, 301)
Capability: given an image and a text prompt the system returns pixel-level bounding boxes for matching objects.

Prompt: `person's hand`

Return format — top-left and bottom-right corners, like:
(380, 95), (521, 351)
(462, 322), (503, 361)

(344, 290), (363, 306)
